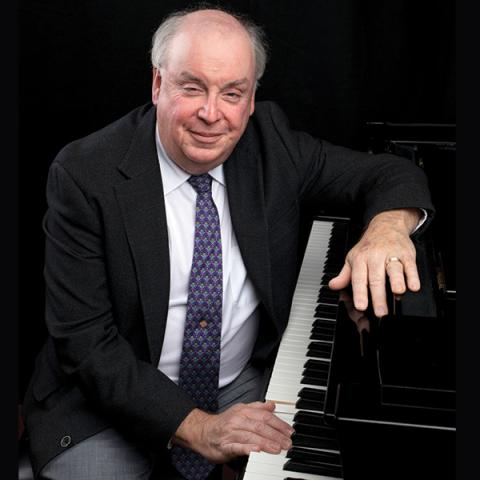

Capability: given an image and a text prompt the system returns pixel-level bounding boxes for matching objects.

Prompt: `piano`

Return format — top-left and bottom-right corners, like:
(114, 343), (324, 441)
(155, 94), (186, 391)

(241, 124), (456, 480)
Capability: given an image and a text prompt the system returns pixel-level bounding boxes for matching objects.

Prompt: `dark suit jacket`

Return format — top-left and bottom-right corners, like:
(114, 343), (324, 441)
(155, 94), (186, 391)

(23, 101), (434, 475)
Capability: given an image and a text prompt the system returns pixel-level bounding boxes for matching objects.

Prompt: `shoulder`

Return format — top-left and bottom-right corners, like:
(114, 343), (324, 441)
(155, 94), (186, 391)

(51, 103), (155, 181)
(251, 100), (290, 129)
(247, 100), (321, 159)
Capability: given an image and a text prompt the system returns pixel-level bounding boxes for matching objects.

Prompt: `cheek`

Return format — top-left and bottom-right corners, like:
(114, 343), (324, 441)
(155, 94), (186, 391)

(229, 105), (252, 132)
(170, 102), (199, 129)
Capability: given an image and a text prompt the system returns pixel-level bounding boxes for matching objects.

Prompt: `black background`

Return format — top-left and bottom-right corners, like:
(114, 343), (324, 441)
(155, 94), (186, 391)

(14, 0), (462, 475)
(18, 0), (455, 397)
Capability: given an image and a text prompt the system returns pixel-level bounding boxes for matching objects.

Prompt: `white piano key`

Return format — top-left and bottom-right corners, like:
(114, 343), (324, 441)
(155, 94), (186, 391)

(243, 219), (347, 480)
(244, 451), (341, 480)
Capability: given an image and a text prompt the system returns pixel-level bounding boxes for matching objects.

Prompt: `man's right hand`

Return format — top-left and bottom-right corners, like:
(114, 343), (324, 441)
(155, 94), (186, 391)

(171, 400), (294, 463)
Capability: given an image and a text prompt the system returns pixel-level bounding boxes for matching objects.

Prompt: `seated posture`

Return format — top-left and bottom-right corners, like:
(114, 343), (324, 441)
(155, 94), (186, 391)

(22, 5), (434, 480)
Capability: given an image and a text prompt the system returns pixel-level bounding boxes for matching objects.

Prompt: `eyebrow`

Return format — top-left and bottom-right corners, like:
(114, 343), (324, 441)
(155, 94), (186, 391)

(177, 71), (250, 90)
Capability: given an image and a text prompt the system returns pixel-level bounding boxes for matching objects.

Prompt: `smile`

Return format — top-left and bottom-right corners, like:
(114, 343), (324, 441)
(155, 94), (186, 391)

(189, 131), (224, 144)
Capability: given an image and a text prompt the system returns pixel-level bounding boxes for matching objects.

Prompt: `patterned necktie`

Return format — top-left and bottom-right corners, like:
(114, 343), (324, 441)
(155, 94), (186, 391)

(171, 174), (223, 480)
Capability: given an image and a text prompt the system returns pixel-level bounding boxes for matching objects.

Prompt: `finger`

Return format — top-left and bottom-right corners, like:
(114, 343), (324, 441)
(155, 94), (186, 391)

(402, 256), (421, 291)
(224, 443), (261, 459)
(242, 417), (292, 449)
(385, 258), (407, 295)
(237, 402), (294, 438)
(328, 262), (351, 291)
(248, 400), (276, 411)
(366, 259), (388, 317)
(233, 430), (284, 454)
(248, 408), (294, 438)
(349, 259), (369, 311)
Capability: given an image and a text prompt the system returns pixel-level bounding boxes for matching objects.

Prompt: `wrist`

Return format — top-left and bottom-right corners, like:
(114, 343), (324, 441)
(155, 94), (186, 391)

(172, 408), (211, 450)
(368, 208), (421, 235)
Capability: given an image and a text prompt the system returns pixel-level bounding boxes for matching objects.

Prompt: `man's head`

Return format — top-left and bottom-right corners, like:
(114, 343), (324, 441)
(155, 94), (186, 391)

(150, 6), (268, 174)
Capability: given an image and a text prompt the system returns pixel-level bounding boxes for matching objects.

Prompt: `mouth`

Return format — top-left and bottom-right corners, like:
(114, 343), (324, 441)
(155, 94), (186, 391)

(189, 130), (224, 144)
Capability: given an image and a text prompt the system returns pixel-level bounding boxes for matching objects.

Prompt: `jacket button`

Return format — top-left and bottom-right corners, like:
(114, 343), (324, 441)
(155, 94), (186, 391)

(60, 435), (72, 448)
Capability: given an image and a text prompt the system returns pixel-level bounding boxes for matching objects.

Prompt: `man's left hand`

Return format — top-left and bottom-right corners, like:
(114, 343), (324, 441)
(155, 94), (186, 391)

(328, 208), (422, 317)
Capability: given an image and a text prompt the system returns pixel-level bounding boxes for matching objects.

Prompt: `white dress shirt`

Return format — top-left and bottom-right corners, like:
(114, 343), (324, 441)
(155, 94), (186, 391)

(155, 129), (260, 388)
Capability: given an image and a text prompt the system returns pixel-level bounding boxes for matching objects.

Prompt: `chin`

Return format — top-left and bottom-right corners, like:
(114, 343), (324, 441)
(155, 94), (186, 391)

(185, 148), (228, 168)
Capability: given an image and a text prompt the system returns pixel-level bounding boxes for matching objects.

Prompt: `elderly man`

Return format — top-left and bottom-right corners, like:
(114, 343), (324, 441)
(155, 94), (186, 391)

(22, 5), (433, 480)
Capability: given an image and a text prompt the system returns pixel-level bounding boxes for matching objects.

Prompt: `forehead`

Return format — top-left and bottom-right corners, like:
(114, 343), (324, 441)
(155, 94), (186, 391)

(165, 13), (256, 83)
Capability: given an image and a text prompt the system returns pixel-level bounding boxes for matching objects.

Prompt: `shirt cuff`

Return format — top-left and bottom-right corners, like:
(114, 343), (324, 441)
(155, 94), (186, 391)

(411, 208), (428, 234)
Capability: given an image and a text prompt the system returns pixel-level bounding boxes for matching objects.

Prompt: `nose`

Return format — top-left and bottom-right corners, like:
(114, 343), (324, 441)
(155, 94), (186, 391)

(197, 95), (222, 124)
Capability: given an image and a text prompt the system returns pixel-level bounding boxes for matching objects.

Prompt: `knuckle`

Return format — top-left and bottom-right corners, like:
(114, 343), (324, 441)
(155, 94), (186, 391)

(253, 421), (265, 434)
(368, 276), (383, 287)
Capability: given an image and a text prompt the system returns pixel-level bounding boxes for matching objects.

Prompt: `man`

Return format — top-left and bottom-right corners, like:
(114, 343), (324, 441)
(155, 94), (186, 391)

(22, 5), (433, 480)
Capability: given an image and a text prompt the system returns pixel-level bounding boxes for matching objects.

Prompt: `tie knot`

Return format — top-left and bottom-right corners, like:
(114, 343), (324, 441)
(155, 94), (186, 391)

(188, 174), (212, 194)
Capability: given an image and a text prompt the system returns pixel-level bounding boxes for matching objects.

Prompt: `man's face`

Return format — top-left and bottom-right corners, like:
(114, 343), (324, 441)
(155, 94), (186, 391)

(152, 14), (256, 175)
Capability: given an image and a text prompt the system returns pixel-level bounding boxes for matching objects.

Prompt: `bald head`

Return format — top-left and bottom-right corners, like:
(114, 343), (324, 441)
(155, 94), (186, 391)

(151, 7), (268, 87)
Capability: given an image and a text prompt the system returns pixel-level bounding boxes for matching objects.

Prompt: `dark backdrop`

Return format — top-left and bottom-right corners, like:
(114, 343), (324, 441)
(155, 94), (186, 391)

(18, 0), (455, 398)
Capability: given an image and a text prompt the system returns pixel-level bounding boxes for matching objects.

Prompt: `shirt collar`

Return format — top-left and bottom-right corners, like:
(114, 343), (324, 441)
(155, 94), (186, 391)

(155, 125), (225, 196)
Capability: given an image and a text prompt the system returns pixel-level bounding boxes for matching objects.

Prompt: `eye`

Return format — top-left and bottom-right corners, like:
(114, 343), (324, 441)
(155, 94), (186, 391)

(182, 85), (203, 95)
(223, 91), (242, 102)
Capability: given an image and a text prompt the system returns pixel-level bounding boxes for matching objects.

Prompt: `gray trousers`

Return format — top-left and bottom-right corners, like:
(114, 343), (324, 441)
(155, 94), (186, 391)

(24, 363), (269, 480)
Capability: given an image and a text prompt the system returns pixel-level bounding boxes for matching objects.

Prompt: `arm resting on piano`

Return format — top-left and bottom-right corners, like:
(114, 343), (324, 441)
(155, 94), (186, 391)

(171, 400), (294, 464)
(328, 207), (423, 318)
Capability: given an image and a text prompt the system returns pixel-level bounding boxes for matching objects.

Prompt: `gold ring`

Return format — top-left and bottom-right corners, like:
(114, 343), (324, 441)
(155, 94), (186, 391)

(385, 256), (401, 267)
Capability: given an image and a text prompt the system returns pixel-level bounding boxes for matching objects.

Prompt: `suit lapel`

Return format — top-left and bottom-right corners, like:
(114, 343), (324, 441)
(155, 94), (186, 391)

(115, 107), (170, 365)
(114, 107), (278, 363)
(224, 134), (276, 326)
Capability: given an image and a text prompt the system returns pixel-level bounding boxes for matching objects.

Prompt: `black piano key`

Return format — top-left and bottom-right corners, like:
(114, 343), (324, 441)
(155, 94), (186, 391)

(284, 459), (343, 478)
(291, 433), (338, 450)
(306, 342), (333, 358)
(295, 398), (325, 412)
(311, 318), (336, 332)
(302, 365), (329, 378)
(293, 410), (328, 426)
(309, 330), (334, 342)
(325, 251), (343, 261)
(309, 332), (333, 342)
(304, 358), (330, 371)
(300, 375), (326, 386)
(314, 310), (337, 320)
(291, 422), (337, 440)
(310, 326), (335, 336)
(315, 304), (338, 315)
(317, 295), (339, 305)
(302, 369), (328, 382)
(317, 287), (340, 301)
(311, 325), (335, 335)
(301, 375), (328, 385)
(298, 387), (326, 400)
(326, 267), (342, 274)
(325, 258), (343, 268)
(312, 319), (336, 329)
(286, 446), (342, 466)
(312, 318), (336, 328)
(321, 272), (337, 283)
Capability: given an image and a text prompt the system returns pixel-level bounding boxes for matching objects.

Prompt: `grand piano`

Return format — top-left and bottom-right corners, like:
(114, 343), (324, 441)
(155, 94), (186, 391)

(241, 123), (456, 480)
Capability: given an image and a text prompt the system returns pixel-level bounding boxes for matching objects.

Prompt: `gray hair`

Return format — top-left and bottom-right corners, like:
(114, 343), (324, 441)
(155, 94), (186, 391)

(150, 4), (269, 87)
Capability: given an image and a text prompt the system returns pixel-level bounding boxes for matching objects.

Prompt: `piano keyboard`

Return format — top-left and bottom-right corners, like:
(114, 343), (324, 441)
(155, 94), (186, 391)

(242, 218), (349, 480)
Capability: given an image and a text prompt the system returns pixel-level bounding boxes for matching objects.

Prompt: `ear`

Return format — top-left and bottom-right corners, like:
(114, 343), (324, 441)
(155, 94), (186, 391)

(151, 68), (161, 105)
(249, 89), (256, 115)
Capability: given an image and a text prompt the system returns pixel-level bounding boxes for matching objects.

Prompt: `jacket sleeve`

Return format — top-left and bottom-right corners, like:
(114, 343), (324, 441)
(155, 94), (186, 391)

(263, 102), (435, 227)
(42, 159), (196, 447)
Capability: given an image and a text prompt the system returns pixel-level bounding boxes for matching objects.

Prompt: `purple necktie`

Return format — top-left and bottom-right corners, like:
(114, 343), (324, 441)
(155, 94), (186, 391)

(171, 174), (222, 480)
